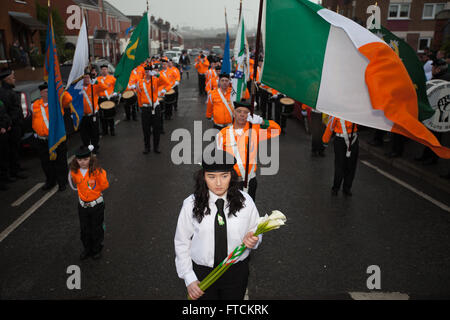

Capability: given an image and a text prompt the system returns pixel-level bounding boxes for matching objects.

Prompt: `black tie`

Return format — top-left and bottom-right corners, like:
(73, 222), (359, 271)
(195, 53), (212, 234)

(214, 198), (228, 267)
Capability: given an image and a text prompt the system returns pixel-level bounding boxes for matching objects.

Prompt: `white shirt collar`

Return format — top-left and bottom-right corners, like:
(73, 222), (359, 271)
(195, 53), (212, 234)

(208, 190), (227, 206)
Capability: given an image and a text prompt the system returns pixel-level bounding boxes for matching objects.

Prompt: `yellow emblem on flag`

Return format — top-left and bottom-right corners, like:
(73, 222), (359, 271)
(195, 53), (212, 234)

(126, 38), (139, 60)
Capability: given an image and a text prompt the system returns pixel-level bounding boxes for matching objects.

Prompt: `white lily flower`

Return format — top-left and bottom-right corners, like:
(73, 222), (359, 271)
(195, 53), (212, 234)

(268, 210), (287, 223)
(258, 214), (269, 225)
(265, 218), (285, 230)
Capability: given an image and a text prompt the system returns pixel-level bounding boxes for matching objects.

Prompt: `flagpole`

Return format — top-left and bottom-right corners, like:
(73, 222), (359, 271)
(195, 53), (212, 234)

(243, 0), (263, 189)
(239, 0), (243, 21)
(83, 10), (96, 116)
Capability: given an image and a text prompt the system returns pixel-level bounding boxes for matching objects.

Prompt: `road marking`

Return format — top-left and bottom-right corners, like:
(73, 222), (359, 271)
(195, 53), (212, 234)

(244, 288), (249, 300)
(11, 182), (45, 207)
(0, 186), (58, 243)
(361, 160), (450, 213)
(349, 291), (409, 300)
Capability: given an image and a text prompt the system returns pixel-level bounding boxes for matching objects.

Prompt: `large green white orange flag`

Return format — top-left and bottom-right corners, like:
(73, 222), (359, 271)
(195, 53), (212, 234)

(261, 0), (450, 158)
(231, 16), (249, 102)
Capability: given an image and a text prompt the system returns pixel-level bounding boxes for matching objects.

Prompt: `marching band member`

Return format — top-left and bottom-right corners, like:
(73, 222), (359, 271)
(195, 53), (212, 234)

(32, 82), (72, 191)
(175, 148), (261, 300)
(69, 145), (109, 260)
(195, 54), (210, 96)
(322, 116), (359, 196)
(136, 65), (164, 154)
(97, 65), (117, 136)
(206, 73), (234, 130)
(216, 101), (281, 201)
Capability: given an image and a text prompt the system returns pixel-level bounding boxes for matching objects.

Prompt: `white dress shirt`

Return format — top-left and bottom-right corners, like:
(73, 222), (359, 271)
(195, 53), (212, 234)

(174, 190), (262, 287)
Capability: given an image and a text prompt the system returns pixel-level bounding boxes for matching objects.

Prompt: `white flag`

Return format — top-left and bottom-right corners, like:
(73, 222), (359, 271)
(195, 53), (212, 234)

(66, 18), (89, 89)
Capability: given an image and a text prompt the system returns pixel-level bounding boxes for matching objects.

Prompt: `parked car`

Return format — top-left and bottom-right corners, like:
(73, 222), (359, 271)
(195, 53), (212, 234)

(164, 51), (181, 65)
(190, 48), (200, 57)
(211, 46), (223, 56)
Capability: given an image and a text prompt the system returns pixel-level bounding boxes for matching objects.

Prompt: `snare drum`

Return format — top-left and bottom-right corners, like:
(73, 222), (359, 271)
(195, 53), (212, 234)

(280, 97), (295, 115)
(122, 90), (137, 105)
(99, 99), (116, 119)
(164, 89), (177, 105)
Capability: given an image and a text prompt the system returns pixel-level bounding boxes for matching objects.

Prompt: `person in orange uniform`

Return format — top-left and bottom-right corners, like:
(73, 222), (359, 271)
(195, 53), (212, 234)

(136, 65), (164, 154)
(97, 65), (117, 136)
(168, 59), (181, 111)
(69, 145), (109, 260)
(195, 54), (210, 95)
(32, 82), (72, 191)
(80, 70), (108, 154)
(216, 101), (281, 201)
(206, 73), (234, 130)
(322, 116), (358, 196)
(159, 59), (175, 121)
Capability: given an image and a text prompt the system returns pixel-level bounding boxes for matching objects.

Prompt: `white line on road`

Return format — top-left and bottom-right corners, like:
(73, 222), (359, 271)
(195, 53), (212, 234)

(349, 291), (409, 300)
(0, 185), (58, 243)
(361, 160), (450, 213)
(11, 182), (45, 207)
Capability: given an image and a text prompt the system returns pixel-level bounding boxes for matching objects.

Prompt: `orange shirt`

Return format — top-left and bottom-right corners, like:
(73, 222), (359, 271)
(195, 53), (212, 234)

(70, 168), (109, 202)
(195, 58), (210, 75)
(97, 75), (116, 97)
(217, 120), (281, 177)
(32, 97), (70, 137)
(322, 117), (358, 144)
(205, 70), (219, 94)
(157, 71), (172, 94)
(81, 82), (108, 115)
(206, 87), (234, 126)
(168, 66), (181, 83)
(249, 58), (255, 80)
(136, 76), (161, 106)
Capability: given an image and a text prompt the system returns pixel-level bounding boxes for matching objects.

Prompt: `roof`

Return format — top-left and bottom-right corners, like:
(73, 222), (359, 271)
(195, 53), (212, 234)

(9, 11), (46, 30)
(73, 0), (130, 21)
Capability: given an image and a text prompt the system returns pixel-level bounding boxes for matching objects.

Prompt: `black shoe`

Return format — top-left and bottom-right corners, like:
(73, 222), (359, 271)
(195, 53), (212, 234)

(311, 151), (318, 157)
(368, 140), (382, 147)
(92, 252), (102, 260)
(12, 172), (28, 179)
(143, 148), (150, 155)
(80, 250), (90, 260)
(343, 190), (353, 197)
(386, 152), (401, 158)
(331, 188), (338, 196)
(125, 117), (130, 121)
(5, 176), (17, 183)
(133, 117), (138, 121)
(0, 183), (8, 191)
(440, 173), (450, 180)
(110, 131), (115, 136)
(42, 182), (56, 191)
(318, 151), (325, 157)
(422, 158), (438, 166)
(58, 184), (66, 192)
(154, 147), (161, 154)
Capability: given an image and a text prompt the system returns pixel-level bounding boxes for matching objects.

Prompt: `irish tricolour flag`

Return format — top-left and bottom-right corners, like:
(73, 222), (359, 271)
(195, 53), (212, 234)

(261, 0), (450, 158)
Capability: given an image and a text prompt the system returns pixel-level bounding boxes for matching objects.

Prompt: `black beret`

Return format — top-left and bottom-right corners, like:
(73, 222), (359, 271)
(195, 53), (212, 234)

(75, 145), (93, 159)
(233, 101), (251, 110)
(202, 149), (236, 172)
(161, 59), (168, 63)
(0, 69), (13, 80)
(144, 65), (152, 70)
(432, 59), (447, 67)
(100, 64), (108, 69)
(219, 73), (230, 79)
(38, 82), (48, 91)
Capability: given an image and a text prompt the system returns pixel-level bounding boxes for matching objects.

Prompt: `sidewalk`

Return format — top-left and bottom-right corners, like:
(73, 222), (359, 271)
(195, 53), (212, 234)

(358, 128), (450, 195)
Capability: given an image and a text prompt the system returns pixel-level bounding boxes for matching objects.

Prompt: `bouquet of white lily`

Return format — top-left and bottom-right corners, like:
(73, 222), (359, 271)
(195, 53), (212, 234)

(188, 210), (287, 299)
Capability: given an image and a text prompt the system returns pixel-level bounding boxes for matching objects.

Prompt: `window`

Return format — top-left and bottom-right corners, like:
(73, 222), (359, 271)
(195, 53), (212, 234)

(388, 3), (410, 19)
(0, 31), (6, 61)
(418, 37), (432, 53)
(423, 3), (446, 19)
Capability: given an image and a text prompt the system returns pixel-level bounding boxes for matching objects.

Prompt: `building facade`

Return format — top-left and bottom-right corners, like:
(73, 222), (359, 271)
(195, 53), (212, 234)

(321, 0), (449, 52)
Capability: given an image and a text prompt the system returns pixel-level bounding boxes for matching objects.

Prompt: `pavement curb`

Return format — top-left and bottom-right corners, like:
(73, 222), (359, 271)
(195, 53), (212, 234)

(359, 140), (450, 195)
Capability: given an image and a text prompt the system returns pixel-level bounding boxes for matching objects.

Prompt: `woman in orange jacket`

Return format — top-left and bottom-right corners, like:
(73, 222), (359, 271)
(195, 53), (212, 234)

(69, 145), (109, 260)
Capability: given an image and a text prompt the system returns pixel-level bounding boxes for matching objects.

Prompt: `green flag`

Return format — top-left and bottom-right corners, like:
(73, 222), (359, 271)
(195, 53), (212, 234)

(371, 26), (434, 121)
(114, 13), (149, 92)
(231, 16), (249, 102)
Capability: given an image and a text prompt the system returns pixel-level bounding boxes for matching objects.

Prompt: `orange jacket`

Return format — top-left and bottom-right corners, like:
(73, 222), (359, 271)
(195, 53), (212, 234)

(157, 71), (173, 94)
(70, 168), (109, 202)
(168, 66), (180, 83)
(205, 70), (219, 94)
(206, 87), (234, 126)
(136, 76), (161, 106)
(97, 75), (116, 97)
(195, 57), (210, 74)
(217, 120), (281, 177)
(32, 94), (72, 137)
(322, 117), (358, 144)
(81, 81), (108, 115)
(249, 58), (255, 80)
(127, 66), (145, 90)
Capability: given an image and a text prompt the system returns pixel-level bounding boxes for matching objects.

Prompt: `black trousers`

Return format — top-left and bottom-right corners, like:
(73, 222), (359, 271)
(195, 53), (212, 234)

(78, 202), (105, 255)
(80, 114), (100, 149)
(193, 259), (249, 300)
(124, 101), (137, 120)
(260, 91), (270, 120)
(333, 137), (359, 192)
(141, 106), (161, 149)
(8, 124), (22, 174)
(198, 74), (206, 95)
(0, 132), (9, 180)
(239, 177), (257, 201)
(311, 112), (325, 153)
(174, 85), (179, 111)
(35, 139), (68, 186)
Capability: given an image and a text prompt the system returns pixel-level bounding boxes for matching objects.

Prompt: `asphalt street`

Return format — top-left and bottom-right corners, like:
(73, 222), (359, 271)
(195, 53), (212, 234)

(1, 71), (450, 300)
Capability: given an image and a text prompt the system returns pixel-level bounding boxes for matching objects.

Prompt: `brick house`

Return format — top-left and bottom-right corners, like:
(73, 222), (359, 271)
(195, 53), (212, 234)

(0, 0), (46, 66)
(37, 0), (131, 65)
(320, 0), (449, 52)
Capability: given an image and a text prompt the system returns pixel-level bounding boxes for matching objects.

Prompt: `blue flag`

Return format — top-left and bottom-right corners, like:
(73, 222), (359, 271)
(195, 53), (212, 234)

(44, 14), (66, 160)
(221, 30), (231, 74)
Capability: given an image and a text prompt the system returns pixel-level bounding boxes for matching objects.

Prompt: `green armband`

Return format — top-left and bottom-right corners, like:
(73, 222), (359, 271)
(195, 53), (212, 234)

(260, 119), (270, 129)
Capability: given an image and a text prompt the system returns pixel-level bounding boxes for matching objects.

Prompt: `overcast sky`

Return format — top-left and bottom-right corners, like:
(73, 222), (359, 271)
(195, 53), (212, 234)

(106, 0), (321, 30)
